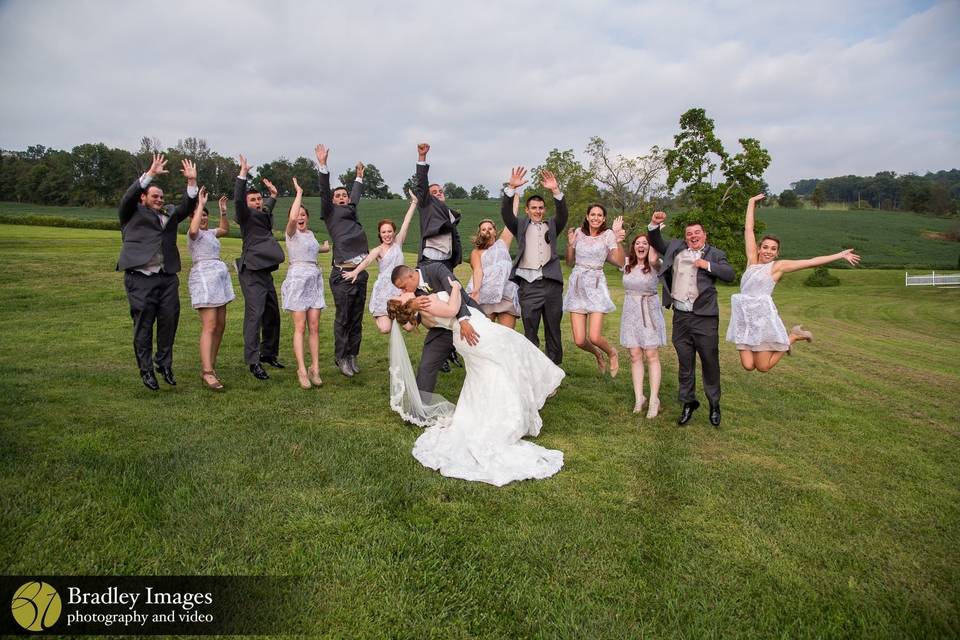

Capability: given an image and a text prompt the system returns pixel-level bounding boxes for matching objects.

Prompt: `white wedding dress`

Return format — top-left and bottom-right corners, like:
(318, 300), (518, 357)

(389, 293), (565, 486)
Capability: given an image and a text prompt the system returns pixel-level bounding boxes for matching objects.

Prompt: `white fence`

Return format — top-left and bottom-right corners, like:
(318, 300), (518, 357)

(905, 271), (960, 287)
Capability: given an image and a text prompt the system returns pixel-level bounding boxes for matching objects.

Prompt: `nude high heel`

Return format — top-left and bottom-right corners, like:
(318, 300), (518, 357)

(297, 369), (312, 390)
(633, 395), (647, 414)
(646, 397), (660, 419)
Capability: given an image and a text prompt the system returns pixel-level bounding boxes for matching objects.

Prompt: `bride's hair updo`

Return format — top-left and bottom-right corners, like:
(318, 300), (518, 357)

(387, 298), (419, 326)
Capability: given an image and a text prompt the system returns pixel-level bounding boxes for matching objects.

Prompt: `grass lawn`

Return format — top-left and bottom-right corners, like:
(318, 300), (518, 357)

(0, 224), (957, 638)
(2, 200), (959, 270)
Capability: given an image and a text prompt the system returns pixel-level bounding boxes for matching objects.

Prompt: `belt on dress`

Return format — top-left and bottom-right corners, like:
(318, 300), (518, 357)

(626, 291), (657, 327)
(291, 261), (318, 267)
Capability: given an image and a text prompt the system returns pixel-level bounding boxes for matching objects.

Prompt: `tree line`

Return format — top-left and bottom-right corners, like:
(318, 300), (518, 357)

(1, 108), (777, 275)
(783, 170), (959, 215)
(0, 136), (494, 207)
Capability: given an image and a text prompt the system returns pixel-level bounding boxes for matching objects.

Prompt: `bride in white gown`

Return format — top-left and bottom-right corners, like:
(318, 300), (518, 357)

(387, 279), (565, 487)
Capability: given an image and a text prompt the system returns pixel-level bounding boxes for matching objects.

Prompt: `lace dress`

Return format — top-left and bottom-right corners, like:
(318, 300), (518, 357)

(187, 229), (235, 309)
(619, 266), (666, 348)
(389, 293), (565, 487)
(465, 239), (520, 317)
(562, 229), (617, 313)
(281, 230), (326, 311)
(368, 242), (404, 316)
(726, 261), (789, 351)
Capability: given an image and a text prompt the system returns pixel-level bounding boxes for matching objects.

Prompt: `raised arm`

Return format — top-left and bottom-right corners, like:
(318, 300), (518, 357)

(566, 227), (578, 267)
(772, 249), (861, 280)
(188, 186), (209, 240)
(414, 143), (430, 203)
(744, 193), (764, 265)
(469, 249), (484, 302)
(285, 178), (304, 237)
(350, 162), (364, 206)
(500, 166), (527, 234)
(647, 211), (669, 254)
(234, 154), (251, 223)
(173, 159), (200, 222)
(314, 144), (333, 218)
(215, 195), (230, 238)
(120, 153), (167, 223)
(394, 190), (419, 246)
(607, 216), (626, 268)
(261, 178), (278, 215)
(541, 169), (568, 231)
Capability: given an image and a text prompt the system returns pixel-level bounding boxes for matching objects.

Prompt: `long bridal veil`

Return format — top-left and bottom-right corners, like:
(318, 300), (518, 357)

(388, 321), (456, 428)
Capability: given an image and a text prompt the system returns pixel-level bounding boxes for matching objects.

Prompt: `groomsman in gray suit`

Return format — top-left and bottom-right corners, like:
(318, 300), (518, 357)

(235, 154), (285, 380)
(501, 166), (568, 365)
(116, 154), (198, 390)
(647, 211), (735, 427)
(314, 144), (369, 378)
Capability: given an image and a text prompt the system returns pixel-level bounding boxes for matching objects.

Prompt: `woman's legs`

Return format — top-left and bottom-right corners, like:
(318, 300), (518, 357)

(739, 350), (756, 371)
(570, 312), (604, 372)
(307, 308), (321, 373)
(629, 347), (645, 410)
(198, 307), (219, 387)
(644, 348), (661, 412)
(588, 312), (618, 376)
(291, 310), (310, 387)
(212, 306), (227, 371)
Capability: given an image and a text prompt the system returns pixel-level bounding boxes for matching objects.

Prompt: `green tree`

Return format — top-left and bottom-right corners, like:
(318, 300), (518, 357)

(527, 148), (600, 224)
(664, 108), (771, 276)
(257, 157), (295, 195)
(469, 185), (490, 200)
(585, 136), (666, 225)
(443, 182), (468, 199)
(811, 184), (826, 209)
(779, 189), (800, 208)
(339, 163), (391, 199)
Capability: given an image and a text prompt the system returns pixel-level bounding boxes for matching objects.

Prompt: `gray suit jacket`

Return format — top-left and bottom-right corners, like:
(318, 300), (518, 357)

(648, 225), (736, 315)
(414, 163), (462, 268)
(234, 177), (283, 272)
(319, 171), (367, 264)
(500, 193), (569, 284)
(116, 179), (196, 273)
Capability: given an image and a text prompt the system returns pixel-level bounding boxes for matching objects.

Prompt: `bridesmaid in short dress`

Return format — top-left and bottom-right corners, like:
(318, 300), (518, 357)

(563, 204), (625, 376)
(727, 193), (860, 372)
(341, 190), (419, 334)
(620, 233), (667, 418)
(281, 178), (330, 389)
(467, 207), (520, 329)
(187, 187), (235, 391)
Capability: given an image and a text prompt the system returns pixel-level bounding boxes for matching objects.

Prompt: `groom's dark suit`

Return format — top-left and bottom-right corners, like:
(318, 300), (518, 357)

(501, 192), (568, 365)
(648, 225), (735, 406)
(415, 262), (481, 394)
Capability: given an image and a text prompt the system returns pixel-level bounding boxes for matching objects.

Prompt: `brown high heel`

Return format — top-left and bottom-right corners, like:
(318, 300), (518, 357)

(201, 370), (224, 391)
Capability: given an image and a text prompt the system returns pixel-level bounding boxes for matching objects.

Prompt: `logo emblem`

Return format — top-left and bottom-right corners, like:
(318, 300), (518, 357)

(12, 581), (62, 631)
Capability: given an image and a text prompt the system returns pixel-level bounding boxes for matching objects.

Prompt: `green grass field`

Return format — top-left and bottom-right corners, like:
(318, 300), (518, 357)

(1, 224), (958, 638)
(2, 200), (958, 269)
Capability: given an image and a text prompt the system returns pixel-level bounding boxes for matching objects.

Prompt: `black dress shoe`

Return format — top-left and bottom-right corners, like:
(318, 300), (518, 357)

(336, 359), (354, 377)
(249, 363), (269, 380)
(156, 367), (176, 386)
(348, 355), (360, 375)
(709, 404), (721, 427)
(439, 359), (451, 374)
(448, 351), (463, 368)
(261, 357), (285, 369)
(677, 400), (700, 426)
(141, 370), (160, 391)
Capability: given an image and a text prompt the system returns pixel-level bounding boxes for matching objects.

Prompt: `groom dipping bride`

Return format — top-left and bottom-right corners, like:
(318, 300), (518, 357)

(386, 263), (566, 487)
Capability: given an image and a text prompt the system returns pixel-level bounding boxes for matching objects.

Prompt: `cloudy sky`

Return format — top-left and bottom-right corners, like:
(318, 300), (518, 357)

(1, 0), (957, 194)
